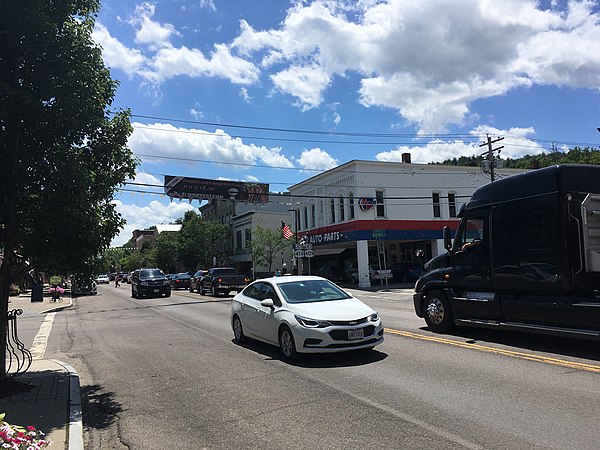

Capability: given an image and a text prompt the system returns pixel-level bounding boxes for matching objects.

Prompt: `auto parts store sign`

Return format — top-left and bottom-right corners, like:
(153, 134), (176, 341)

(164, 175), (269, 203)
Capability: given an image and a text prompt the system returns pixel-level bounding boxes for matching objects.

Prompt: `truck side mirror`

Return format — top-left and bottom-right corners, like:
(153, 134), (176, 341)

(443, 226), (452, 251)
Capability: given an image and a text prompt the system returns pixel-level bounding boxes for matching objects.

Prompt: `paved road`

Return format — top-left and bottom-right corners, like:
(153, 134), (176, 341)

(36, 284), (600, 449)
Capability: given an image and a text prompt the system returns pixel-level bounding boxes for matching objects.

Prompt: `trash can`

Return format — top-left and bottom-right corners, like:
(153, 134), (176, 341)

(31, 284), (43, 302)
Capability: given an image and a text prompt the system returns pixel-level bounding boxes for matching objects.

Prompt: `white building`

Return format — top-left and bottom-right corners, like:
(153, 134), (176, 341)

(288, 159), (527, 287)
(200, 194), (295, 277)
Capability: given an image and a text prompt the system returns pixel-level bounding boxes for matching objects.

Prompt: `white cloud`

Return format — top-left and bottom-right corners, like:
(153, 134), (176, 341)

(129, 3), (180, 50)
(111, 198), (196, 247)
(190, 108), (203, 119)
(297, 148), (339, 170)
(149, 44), (259, 84)
(97, 0), (600, 131)
(240, 87), (252, 103)
(200, 0), (217, 12)
(229, 0), (600, 131)
(93, 23), (146, 76)
(128, 122), (295, 169)
(375, 125), (545, 164)
(271, 65), (330, 110)
(130, 171), (161, 184)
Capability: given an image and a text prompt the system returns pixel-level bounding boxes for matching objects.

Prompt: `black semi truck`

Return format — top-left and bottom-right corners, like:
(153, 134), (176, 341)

(413, 164), (600, 340)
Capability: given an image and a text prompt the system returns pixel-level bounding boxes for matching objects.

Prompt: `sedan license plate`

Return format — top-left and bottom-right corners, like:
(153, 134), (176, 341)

(348, 328), (364, 340)
(153, 289), (159, 293)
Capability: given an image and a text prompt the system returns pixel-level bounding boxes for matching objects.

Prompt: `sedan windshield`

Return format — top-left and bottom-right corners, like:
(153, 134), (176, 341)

(278, 279), (351, 304)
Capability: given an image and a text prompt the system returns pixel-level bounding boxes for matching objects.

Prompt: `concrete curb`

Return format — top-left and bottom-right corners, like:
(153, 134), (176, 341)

(51, 360), (84, 450)
(40, 298), (74, 314)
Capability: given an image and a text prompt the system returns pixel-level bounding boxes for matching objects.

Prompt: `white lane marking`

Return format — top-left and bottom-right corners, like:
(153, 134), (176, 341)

(29, 312), (56, 360)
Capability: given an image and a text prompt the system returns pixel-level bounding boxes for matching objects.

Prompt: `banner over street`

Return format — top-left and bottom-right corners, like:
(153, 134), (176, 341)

(164, 176), (269, 203)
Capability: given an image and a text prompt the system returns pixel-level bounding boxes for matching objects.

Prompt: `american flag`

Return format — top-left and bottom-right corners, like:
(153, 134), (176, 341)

(282, 221), (294, 240)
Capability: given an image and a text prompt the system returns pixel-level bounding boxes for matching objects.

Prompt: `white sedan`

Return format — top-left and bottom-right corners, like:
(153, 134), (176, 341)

(95, 274), (110, 284)
(231, 276), (384, 360)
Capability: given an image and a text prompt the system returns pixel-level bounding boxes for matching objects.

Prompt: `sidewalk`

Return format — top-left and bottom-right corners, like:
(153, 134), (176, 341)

(2, 294), (83, 450)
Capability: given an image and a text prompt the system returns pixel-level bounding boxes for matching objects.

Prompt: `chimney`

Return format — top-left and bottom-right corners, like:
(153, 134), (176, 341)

(401, 153), (411, 163)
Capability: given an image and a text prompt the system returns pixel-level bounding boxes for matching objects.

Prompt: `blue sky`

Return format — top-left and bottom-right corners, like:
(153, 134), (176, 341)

(92, 0), (600, 246)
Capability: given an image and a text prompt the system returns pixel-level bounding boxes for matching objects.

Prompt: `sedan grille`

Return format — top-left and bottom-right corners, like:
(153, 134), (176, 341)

(327, 316), (370, 326)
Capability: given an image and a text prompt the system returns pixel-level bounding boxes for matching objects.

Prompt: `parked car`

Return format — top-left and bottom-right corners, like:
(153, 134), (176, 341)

(95, 274), (110, 284)
(314, 265), (347, 283)
(390, 262), (422, 282)
(170, 273), (191, 290)
(231, 275), (384, 360)
(130, 268), (171, 298)
(72, 278), (97, 296)
(198, 267), (250, 296)
(189, 270), (207, 293)
(349, 267), (393, 284)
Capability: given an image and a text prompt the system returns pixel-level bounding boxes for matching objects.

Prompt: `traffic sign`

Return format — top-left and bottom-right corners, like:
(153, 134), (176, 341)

(304, 249), (315, 258)
(294, 249), (305, 258)
(373, 229), (386, 238)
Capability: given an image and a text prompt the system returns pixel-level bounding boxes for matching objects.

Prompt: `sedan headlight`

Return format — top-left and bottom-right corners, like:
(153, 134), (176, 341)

(295, 315), (332, 328)
(369, 311), (380, 322)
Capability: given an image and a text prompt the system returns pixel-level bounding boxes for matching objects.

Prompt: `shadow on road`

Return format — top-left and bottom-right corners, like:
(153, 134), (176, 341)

(232, 338), (387, 368)
(81, 384), (123, 430)
(422, 326), (600, 362)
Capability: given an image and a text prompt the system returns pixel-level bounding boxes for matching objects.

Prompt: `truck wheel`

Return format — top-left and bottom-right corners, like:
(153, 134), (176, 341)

(423, 290), (453, 333)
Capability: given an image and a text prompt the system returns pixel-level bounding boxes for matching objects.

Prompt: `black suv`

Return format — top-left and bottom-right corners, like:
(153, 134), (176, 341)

(131, 268), (171, 298)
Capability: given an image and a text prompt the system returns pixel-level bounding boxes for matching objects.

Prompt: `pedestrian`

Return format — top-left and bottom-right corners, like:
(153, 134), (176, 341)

(275, 269), (281, 277)
(115, 274), (120, 287)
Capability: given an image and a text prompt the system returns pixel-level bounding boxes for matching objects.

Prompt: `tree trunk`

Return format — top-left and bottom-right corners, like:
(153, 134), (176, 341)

(0, 114), (20, 382)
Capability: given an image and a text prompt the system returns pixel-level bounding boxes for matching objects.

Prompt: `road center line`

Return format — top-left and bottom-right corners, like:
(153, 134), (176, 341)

(30, 312), (56, 360)
(385, 328), (600, 374)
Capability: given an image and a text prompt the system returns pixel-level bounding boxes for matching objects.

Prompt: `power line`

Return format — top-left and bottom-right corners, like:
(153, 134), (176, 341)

(132, 124), (482, 146)
(117, 186), (471, 201)
(127, 113), (600, 149)
(130, 114), (478, 139)
(134, 152), (519, 176)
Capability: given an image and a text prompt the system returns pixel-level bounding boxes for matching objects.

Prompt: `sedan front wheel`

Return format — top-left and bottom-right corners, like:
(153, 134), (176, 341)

(232, 315), (246, 343)
(279, 326), (297, 361)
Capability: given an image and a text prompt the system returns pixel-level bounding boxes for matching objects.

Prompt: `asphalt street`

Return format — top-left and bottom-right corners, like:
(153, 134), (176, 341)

(18, 283), (600, 449)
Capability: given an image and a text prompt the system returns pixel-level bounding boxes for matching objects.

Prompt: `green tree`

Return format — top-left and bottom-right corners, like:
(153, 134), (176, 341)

(177, 211), (230, 270)
(248, 225), (292, 273)
(0, 0), (137, 380)
(154, 232), (178, 273)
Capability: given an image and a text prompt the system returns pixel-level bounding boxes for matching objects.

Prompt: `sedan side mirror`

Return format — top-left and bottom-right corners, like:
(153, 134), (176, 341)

(261, 298), (275, 308)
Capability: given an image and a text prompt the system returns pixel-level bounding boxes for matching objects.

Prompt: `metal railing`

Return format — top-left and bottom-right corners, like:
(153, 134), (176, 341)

(6, 308), (32, 377)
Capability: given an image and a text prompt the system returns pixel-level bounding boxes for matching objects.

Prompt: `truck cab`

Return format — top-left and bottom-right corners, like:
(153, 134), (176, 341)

(414, 164), (600, 340)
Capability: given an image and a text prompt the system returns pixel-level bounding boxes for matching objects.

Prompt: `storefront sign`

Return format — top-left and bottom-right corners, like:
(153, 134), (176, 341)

(358, 197), (376, 211)
(307, 231), (343, 245)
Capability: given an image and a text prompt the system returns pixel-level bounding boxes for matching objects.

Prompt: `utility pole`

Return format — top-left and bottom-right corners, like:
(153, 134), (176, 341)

(479, 135), (504, 182)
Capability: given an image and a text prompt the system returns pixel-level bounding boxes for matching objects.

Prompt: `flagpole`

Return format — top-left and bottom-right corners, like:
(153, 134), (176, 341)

(287, 207), (298, 275)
